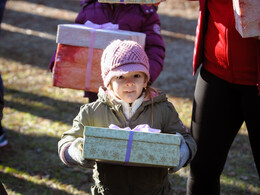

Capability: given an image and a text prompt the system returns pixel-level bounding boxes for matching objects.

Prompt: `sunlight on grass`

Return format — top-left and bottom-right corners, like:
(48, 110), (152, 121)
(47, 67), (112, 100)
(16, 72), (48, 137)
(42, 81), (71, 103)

(6, 0), (77, 21)
(1, 23), (56, 40)
(0, 59), (49, 81)
(167, 96), (192, 128)
(0, 59), (87, 103)
(161, 29), (195, 41)
(2, 57), (258, 194)
(3, 107), (71, 137)
(6, 94), (53, 110)
(3, 190), (21, 195)
(177, 166), (189, 178)
(221, 174), (260, 193)
(1, 2), (258, 192)
(158, 0), (199, 19)
(0, 165), (89, 195)
(238, 123), (247, 135)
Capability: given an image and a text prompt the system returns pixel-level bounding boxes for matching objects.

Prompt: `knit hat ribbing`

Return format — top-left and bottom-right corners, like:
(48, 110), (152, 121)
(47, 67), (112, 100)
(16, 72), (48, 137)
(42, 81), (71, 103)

(101, 40), (150, 87)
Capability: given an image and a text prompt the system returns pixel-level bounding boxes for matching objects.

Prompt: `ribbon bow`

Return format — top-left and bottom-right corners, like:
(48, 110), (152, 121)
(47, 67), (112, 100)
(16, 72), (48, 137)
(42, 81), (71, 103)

(109, 124), (161, 133)
(109, 124), (161, 164)
(84, 20), (119, 30)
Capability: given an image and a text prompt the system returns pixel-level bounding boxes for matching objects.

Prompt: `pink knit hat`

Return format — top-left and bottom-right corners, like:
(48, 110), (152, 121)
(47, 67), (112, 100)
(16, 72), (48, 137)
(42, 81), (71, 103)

(101, 40), (150, 87)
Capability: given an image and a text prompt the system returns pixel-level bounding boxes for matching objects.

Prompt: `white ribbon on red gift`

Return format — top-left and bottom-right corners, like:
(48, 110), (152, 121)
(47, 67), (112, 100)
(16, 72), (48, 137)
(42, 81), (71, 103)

(84, 21), (119, 30)
(109, 124), (161, 164)
(83, 21), (119, 90)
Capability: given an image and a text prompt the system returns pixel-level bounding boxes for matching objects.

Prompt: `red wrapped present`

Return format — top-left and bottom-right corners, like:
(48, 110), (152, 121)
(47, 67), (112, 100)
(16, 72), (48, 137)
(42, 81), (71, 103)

(53, 23), (146, 93)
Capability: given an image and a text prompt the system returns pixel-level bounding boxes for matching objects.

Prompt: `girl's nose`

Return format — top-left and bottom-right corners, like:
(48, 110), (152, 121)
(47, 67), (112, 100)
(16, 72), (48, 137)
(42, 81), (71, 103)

(125, 79), (135, 86)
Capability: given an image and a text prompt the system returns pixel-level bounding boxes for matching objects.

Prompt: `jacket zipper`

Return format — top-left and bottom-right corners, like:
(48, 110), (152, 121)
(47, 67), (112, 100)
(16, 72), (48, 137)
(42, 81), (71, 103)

(124, 105), (132, 127)
(129, 106), (132, 118)
(128, 105), (132, 195)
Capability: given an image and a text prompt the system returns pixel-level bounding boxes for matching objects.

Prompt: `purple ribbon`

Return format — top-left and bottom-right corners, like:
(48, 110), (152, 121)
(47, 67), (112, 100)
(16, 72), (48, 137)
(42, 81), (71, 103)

(125, 130), (134, 163)
(109, 124), (161, 164)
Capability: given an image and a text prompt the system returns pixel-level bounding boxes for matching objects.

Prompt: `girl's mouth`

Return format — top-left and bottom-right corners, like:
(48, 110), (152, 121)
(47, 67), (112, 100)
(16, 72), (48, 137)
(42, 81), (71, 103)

(125, 90), (135, 93)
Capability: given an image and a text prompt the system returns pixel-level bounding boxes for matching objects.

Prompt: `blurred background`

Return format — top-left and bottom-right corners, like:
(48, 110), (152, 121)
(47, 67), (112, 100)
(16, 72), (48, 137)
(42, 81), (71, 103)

(0, 0), (259, 194)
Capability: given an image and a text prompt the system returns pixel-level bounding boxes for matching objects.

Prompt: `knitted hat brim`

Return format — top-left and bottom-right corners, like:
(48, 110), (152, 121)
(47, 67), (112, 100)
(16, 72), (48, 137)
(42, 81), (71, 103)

(103, 63), (150, 87)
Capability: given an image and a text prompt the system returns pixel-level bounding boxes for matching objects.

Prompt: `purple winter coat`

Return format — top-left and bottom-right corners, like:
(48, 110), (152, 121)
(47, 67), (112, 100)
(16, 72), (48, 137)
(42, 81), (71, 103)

(49, 0), (165, 84)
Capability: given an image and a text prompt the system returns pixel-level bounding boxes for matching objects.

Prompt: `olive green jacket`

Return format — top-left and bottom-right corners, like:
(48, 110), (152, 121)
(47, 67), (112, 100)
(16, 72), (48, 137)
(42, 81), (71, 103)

(58, 87), (196, 195)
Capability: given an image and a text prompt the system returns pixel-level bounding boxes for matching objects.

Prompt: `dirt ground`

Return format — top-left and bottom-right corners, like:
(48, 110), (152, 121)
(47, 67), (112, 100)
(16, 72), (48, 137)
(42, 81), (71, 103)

(1, 0), (199, 99)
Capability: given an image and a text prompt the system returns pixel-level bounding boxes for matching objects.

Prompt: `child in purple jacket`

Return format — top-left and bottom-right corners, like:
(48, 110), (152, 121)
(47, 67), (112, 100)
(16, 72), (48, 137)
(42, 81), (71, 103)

(49, 0), (165, 102)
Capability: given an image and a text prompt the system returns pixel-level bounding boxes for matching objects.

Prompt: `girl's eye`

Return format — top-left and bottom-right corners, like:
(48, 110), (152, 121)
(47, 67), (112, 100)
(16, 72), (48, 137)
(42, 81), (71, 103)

(117, 75), (124, 79)
(134, 74), (141, 78)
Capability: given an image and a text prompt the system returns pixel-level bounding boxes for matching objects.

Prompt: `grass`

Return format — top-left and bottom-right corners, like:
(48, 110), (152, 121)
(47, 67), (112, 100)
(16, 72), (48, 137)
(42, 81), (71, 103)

(0, 0), (259, 194)
(1, 61), (260, 195)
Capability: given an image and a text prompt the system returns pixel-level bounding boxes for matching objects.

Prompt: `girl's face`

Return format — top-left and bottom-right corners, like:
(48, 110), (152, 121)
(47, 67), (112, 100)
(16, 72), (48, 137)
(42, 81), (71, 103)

(109, 71), (148, 104)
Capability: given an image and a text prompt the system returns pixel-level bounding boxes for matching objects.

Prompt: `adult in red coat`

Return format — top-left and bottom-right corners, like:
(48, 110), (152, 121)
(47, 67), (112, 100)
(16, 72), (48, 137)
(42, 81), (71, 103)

(187, 0), (260, 194)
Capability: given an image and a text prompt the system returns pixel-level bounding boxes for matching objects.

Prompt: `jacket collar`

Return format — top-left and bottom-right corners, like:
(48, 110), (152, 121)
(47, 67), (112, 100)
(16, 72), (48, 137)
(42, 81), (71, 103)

(110, 92), (145, 120)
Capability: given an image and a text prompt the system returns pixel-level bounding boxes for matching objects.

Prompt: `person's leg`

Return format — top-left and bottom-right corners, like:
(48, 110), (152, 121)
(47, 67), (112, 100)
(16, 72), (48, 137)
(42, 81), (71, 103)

(0, 181), (7, 195)
(239, 85), (260, 177)
(0, 74), (4, 129)
(0, 74), (7, 147)
(0, 0), (7, 24)
(187, 68), (244, 195)
(0, 0), (7, 133)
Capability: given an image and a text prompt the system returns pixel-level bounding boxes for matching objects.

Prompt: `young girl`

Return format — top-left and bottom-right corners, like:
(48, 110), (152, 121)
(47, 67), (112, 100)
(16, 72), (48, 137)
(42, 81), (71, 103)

(58, 40), (196, 195)
(50, 0), (165, 102)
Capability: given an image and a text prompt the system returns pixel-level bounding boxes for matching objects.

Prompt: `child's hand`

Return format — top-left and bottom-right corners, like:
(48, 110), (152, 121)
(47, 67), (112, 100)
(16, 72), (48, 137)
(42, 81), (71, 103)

(68, 138), (84, 165)
(67, 138), (95, 168)
(169, 133), (190, 173)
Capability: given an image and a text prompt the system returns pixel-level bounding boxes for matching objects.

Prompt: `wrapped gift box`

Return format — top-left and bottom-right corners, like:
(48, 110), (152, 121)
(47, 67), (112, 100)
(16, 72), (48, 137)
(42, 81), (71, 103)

(53, 44), (103, 92)
(233, 0), (260, 38)
(83, 126), (181, 167)
(98, 0), (164, 4)
(53, 24), (146, 93)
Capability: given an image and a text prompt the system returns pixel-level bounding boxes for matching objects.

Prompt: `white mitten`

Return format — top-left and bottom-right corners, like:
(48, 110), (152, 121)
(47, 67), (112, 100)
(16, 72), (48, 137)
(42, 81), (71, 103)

(169, 133), (190, 173)
(65, 138), (95, 168)
(68, 138), (85, 165)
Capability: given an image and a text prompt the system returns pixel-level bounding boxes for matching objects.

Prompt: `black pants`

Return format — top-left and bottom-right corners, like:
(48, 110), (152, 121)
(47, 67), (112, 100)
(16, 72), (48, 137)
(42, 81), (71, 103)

(0, 181), (7, 195)
(0, 74), (4, 135)
(0, 0), (7, 25)
(187, 68), (260, 195)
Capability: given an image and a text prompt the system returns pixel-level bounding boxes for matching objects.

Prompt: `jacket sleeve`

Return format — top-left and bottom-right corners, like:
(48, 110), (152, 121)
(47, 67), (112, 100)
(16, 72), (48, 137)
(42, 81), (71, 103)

(162, 101), (197, 165)
(75, 0), (96, 24)
(58, 104), (93, 166)
(140, 5), (165, 84)
(75, 4), (88, 24)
